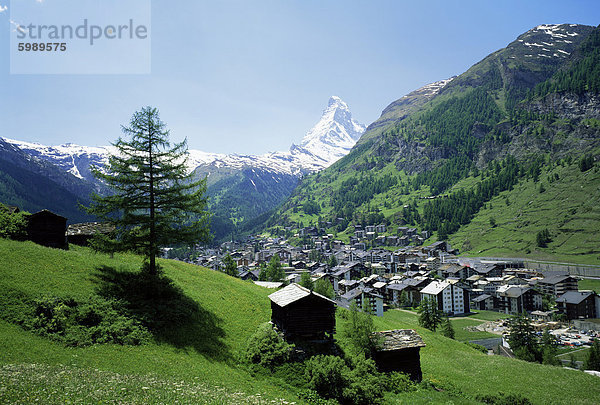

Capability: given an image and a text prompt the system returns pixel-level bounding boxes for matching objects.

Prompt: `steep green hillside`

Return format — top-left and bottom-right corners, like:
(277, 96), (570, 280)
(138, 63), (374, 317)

(0, 238), (297, 403)
(449, 155), (600, 264)
(1, 239), (599, 403)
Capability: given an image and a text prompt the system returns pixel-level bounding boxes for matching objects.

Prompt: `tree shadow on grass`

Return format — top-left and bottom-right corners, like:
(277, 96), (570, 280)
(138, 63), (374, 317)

(93, 265), (229, 361)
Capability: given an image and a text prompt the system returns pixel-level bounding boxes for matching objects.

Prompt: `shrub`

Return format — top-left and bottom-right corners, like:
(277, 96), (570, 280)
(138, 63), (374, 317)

(305, 355), (348, 401)
(21, 296), (151, 347)
(243, 323), (293, 369)
(342, 355), (385, 405)
(477, 392), (532, 404)
(382, 371), (417, 394)
(305, 354), (385, 405)
(579, 154), (594, 172)
(465, 342), (488, 354)
(0, 209), (27, 240)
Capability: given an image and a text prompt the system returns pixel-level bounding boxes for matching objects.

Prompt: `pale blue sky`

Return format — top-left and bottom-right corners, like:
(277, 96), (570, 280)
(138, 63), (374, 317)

(1, 0), (599, 154)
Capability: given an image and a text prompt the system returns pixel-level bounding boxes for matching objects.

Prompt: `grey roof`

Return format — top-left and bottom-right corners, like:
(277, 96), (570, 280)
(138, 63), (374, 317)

(268, 283), (335, 307)
(501, 286), (530, 298)
(539, 274), (573, 285)
(386, 283), (408, 292)
(472, 294), (492, 302)
(373, 329), (426, 351)
(556, 291), (594, 305)
(341, 286), (383, 301)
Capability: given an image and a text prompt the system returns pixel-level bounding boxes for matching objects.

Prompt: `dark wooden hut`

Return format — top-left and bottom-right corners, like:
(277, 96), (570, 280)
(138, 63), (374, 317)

(66, 222), (114, 246)
(26, 210), (68, 249)
(268, 283), (336, 341)
(372, 329), (426, 381)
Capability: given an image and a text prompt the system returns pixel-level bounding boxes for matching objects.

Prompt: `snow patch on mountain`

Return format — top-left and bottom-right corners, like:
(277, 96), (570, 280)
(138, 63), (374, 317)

(515, 24), (591, 60)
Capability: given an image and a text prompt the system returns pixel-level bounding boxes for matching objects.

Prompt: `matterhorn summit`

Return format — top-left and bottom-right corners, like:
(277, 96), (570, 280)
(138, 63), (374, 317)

(292, 96), (366, 167)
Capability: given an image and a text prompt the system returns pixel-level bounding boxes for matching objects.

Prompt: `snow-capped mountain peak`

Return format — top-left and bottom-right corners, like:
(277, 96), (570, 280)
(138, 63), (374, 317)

(296, 95), (366, 166)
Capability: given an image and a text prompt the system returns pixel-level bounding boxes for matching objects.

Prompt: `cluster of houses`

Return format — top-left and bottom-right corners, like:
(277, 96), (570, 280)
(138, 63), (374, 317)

(193, 234), (600, 323)
(296, 223), (432, 249)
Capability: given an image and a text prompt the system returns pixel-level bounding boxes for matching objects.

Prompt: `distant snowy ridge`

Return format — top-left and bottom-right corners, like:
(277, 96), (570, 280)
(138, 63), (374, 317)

(2, 96), (366, 180)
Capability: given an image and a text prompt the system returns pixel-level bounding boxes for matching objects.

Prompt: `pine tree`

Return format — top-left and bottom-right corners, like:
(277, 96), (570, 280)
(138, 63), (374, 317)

(314, 278), (335, 299)
(441, 316), (455, 339)
(540, 329), (559, 366)
(508, 313), (540, 362)
(584, 340), (600, 371)
(86, 106), (210, 275)
(300, 272), (314, 290)
(222, 253), (238, 277)
(417, 298), (443, 331)
(266, 254), (285, 282)
(258, 262), (268, 281)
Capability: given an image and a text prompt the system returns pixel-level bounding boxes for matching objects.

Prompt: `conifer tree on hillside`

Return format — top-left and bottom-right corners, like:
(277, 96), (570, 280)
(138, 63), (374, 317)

(222, 253), (238, 277)
(417, 298), (443, 331)
(86, 106), (211, 275)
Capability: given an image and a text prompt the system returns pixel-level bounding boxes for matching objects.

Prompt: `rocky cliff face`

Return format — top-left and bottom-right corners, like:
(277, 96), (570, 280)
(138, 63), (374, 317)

(477, 92), (600, 166)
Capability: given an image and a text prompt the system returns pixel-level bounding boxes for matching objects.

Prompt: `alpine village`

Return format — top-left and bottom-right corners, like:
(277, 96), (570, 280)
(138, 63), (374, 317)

(3, 14), (600, 405)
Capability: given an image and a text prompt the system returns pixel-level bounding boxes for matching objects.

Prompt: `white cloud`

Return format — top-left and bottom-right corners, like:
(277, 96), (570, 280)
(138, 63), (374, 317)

(0, 5), (8, 13)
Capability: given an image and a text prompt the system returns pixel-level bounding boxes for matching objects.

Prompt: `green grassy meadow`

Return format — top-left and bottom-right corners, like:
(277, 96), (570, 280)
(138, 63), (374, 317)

(1, 238), (599, 404)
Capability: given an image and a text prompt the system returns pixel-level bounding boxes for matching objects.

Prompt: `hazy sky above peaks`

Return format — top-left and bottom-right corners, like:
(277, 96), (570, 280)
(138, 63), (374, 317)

(1, 0), (599, 154)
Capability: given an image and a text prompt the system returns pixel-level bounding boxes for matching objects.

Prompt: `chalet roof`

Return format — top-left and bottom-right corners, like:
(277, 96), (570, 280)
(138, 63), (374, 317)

(254, 281), (284, 289)
(372, 281), (387, 289)
(556, 291), (594, 305)
(66, 222), (114, 236)
(2, 205), (20, 214)
(28, 209), (67, 220)
(373, 329), (426, 351)
(268, 283), (335, 307)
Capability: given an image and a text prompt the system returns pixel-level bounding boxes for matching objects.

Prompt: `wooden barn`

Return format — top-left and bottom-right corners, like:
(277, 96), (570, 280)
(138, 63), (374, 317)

(372, 329), (426, 381)
(268, 283), (336, 341)
(66, 222), (114, 246)
(26, 210), (68, 249)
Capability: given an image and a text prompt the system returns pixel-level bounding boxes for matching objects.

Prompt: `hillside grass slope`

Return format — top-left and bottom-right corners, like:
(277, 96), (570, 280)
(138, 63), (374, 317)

(450, 156), (600, 264)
